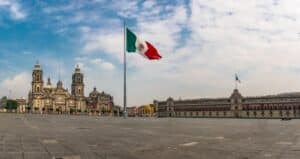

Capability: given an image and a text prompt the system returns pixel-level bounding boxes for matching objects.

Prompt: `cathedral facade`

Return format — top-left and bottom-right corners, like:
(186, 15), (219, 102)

(28, 63), (87, 113)
(155, 89), (300, 119)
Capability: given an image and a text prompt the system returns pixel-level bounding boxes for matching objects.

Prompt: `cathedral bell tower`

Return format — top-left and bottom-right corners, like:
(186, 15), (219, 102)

(32, 62), (44, 94)
(72, 65), (84, 97)
(72, 64), (86, 112)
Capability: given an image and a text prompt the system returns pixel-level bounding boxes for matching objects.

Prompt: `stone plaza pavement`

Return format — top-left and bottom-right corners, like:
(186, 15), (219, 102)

(0, 114), (300, 159)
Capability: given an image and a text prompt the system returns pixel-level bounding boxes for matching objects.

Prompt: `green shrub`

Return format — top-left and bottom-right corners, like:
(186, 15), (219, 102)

(5, 100), (17, 110)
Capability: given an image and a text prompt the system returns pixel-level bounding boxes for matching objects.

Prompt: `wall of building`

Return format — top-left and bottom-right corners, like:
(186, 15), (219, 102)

(168, 110), (300, 118)
(155, 89), (300, 119)
(137, 104), (155, 117)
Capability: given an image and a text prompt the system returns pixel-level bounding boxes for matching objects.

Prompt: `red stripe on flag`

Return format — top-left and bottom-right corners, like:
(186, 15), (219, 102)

(145, 41), (162, 60)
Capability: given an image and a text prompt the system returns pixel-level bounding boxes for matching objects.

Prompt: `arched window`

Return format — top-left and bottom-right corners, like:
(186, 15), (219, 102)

(37, 86), (40, 92)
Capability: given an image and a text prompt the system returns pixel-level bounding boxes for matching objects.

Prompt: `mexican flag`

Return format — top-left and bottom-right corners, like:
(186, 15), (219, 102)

(126, 28), (162, 60)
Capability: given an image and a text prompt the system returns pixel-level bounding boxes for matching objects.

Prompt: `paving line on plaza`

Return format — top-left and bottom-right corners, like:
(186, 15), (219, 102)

(168, 133), (228, 140)
(52, 139), (82, 159)
(263, 153), (272, 157)
(276, 141), (293, 145)
(179, 142), (198, 147)
(20, 116), (38, 130)
(268, 127), (299, 159)
(197, 135), (228, 140)
(178, 136), (226, 148)
(42, 139), (58, 144)
(120, 127), (132, 130)
(52, 155), (81, 159)
(0, 134), (3, 141)
(215, 136), (225, 140)
(38, 137), (53, 157)
(21, 136), (25, 159)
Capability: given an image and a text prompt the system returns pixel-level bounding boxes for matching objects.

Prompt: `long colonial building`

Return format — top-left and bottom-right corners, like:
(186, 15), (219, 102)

(155, 89), (300, 118)
(28, 62), (115, 114)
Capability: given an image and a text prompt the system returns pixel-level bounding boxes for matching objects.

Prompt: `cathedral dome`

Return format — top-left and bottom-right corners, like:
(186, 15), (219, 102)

(45, 77), (52, 88)
(89, 87), (99, 97)
(57, 80), (63, 88)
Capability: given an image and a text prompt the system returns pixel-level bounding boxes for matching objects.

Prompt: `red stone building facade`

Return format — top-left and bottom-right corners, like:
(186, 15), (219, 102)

(86, 87), (114, 115)
(127, 106), (138, 117)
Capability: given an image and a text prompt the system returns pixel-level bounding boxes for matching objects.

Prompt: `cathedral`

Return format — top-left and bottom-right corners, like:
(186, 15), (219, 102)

(28, 62), (115, 114)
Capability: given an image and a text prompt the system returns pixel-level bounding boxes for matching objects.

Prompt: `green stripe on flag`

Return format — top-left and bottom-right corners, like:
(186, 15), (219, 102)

(126, 28), (137, 52)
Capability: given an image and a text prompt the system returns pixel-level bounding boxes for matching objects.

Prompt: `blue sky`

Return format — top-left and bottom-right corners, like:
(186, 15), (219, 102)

(1, 0), (300, 106)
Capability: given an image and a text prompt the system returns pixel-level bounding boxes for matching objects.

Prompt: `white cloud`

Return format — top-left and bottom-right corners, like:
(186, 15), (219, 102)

(81, 28), (123, 61)
(90, 58), (102, 65)
(101, 62), (115, 70)
(176, 0), (300, 98)
(0, 72), (31, 99)
(90, 58), (115, 70)
(0, 0), (26, 20)
(143, 1), (155, 9)
(4, 0), (299, 106)
(79, 0), (300, 106)
(78, 1), (194, 105)
(112, 0), (138, 18)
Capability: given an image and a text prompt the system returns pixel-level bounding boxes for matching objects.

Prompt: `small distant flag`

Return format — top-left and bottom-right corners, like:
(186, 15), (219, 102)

(235, 74), (241, 83)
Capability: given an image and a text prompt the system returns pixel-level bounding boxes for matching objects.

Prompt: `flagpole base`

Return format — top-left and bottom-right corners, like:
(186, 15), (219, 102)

(123, 111), (128, 118)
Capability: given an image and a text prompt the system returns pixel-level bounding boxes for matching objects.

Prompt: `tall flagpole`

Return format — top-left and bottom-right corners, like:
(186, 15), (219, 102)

(123, 20), (127, 118)
(235, 74), (237, 90)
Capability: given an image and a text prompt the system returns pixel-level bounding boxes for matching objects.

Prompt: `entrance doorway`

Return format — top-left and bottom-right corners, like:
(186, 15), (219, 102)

(234, 111), (239, 118)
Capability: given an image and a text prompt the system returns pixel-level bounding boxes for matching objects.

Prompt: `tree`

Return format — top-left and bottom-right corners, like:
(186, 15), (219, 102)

(5, 100), (17, 110)
(0, 96), (7, 108)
